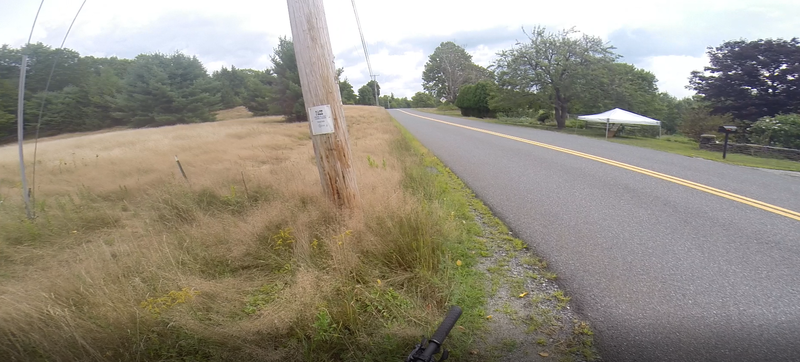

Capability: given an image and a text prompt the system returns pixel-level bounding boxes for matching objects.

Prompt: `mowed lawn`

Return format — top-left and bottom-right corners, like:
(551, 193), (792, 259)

(416, 108), (800, 172)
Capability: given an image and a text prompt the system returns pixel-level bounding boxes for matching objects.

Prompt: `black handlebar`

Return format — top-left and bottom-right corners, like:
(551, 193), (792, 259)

(406, 305), (462, 362)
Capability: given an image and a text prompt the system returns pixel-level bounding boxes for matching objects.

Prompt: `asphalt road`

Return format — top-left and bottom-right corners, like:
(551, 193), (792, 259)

(389, 109), (800, 362)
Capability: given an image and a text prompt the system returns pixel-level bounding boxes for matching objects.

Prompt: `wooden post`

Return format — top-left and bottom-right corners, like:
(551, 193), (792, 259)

(287, 0), (361, 209)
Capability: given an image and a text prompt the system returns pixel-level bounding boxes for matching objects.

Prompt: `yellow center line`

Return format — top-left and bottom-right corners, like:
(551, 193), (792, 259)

(397, 110), (800, 222)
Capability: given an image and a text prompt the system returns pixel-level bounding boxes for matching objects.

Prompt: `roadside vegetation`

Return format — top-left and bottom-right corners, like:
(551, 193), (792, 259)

(417, 107), (800, 172)
(0, 106), (471, 361)
(416, 28), (800, 166)
(0, 106), (596, 361)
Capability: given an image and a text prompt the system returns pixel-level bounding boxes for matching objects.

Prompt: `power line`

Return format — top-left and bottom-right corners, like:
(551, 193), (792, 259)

(31, 0), (88, 214)
(27, 1), (45, 44)
(16, 0), (46, 219)
(350, 0), (379, 106)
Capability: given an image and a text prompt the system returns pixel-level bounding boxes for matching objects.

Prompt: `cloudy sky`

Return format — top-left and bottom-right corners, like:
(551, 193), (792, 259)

(1, 0), (798, 99)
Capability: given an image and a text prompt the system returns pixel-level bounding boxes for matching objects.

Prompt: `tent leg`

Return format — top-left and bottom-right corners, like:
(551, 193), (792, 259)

(605, 119), (609, 139)
(659, 125), (662, 138)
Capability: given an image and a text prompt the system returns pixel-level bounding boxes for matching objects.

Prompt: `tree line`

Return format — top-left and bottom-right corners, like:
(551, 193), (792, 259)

(422, 28), (800, 149)
(0, 37), (396, 143)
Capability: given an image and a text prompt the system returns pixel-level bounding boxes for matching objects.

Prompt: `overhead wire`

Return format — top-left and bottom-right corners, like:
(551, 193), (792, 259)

(350, 0), (379, 105)
(16, 0), (46, 219)
(27, 1), (45, 44)
(350, 0), (373, 77)
(30, 0), (88, 215)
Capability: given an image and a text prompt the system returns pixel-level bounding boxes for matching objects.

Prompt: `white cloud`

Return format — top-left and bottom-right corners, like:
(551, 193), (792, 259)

(2, 0), (799, 98)
(640, 55), (710, 98)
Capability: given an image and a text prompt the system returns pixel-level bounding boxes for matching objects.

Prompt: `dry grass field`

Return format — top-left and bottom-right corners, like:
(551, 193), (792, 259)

(0, 106), (483, 361)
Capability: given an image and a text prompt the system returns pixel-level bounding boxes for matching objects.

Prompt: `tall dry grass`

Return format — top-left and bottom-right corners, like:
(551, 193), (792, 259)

(0, 106), (466, 361)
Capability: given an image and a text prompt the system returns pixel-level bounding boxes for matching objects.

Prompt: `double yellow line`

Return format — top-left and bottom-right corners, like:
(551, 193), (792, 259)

(398, 110), (800, 222)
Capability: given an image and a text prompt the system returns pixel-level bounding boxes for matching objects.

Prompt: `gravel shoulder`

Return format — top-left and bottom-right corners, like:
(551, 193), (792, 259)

(431, 164), (600, 362)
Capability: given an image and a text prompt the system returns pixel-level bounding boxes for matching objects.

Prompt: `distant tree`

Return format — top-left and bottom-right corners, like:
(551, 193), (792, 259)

(357, 81), (380, 105)
(393, 96), (412, 108)
(0, 44), (21, 81)
(678, 106), (732, 141)
(690, 38), (800, 123)
(366, 80), (380, 99)
(114, 52), (219, 128)
(422, 41), (487, 103)
(0, 111), (13, 141)
(268, 37), (305, 122)
(653, 94), (696, 134)
(411, 92), (438, 108)
(379, 93), (411, 108)
(487, 87), (544, 117)
(80, 59), (127, 127)
(16, 43), (83, 94)
(339, 78), (357, 105)
(240, 69), (275, 116)
(570, 62), (661, 117)
(0, 77), (16, 121)
(213, 66), (248, 109)
(494, 26), (616, 128)
(357, 84), (374, 105)
(25, 86), (91, 135)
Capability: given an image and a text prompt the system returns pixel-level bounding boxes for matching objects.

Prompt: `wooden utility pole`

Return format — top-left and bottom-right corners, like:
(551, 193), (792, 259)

(287, 0), (361, 209)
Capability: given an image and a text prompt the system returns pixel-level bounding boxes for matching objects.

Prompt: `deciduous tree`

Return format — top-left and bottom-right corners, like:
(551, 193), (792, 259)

(494, 26), (616, 128)
(410, 92), (438, 108)
(422, 41), (487, 103)
(690, 38), (800, 122)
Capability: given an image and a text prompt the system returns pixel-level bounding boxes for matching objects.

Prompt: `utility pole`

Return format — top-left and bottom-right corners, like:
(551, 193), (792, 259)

(17, 55), (33, 219)
(287, 0), (360, 209)
(371, 74), (379, 106)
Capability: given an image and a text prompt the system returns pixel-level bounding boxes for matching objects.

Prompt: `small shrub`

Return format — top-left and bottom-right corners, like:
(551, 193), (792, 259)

(455, 81), (495, 118)
(679, 107), (732, 141)
(537, 111), (551, 123)
(749, 114), (800, 149)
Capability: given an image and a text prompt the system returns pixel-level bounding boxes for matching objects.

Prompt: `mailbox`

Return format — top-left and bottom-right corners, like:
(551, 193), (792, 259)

(717, 125), (737, 159)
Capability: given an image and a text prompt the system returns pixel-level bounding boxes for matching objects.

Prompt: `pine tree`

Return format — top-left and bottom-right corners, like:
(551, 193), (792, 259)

(269, 37), (305, 122)
(114, 52), (219, 128)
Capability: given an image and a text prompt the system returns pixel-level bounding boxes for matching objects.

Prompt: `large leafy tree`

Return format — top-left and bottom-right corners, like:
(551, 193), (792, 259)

(494, 26), (616, 128)
(690, 38), (800, 122)
(422, 41), (487, 103)
(571, 62), (661, 117)
(268, 37), (305, 122)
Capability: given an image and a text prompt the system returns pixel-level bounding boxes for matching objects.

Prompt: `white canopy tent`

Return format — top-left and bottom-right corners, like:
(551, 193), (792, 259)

(578, 108), (661, 139)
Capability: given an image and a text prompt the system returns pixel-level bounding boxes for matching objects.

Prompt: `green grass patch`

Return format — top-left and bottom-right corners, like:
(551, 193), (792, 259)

(392, 119), (489, 361)
(416, 109), (800, 172)
(609, 136), (800, 172)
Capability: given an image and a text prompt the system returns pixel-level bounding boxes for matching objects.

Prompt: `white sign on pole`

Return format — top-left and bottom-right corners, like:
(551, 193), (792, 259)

(308, 104), (335, 135)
